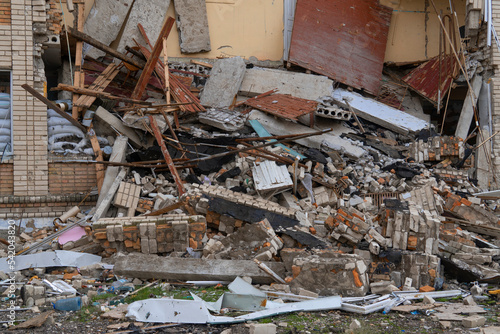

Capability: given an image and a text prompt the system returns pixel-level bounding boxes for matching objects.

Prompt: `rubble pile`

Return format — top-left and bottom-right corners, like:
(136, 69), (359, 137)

(4, 0), (500, 331)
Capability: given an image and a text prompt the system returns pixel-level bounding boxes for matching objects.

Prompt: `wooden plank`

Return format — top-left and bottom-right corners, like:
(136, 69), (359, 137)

(131, 17), (175, 100)
(148, 115), (185, 196)
(163, 37), (170, 104)
(68, 28), (146, 69)
(135, 43), (205, 113)
(21, 84), (86, 132)
(72, 2), (85, 119)
(54, 83), (152, 106)
(88, 126), (105, 193)
(190, 59), (212, 68)
(76, 63), (117, 106)
(74, 63), (121, 108)
(248, 119), (306, 159)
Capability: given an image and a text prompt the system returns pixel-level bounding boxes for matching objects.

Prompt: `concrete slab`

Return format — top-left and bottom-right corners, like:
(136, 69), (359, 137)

(332, 89), (429, 135)
(173, 0), (211, 53)
(198, 108), (246, 131)
(247, 110), (365, 159)
(84, 0), (133, 59)
(95, 107), (143, 148)
(455, 75), (482, 140)
(117, 0), (171, 55)
(113, 254), (286, 284)
(239, 67), (334, 100)
(200, 57), (246, 108)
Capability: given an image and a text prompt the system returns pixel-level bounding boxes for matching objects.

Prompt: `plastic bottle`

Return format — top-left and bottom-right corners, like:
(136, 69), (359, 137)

(53, 296), (82, 311)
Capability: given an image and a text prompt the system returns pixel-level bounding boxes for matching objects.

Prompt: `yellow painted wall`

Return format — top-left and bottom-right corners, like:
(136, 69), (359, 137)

(66, 0), (463, 64)
(380, 0), (466, 63)
(72, 0), (283, 61)
(166, 0), (284, 60)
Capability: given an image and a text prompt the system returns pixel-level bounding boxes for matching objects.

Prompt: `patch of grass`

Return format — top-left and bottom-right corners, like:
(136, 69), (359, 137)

(282, 313), (315, 331)
(73, 305), (99, 322)
(258, 318), (273, 324)
(124, 286), (165, 304)
(91, 293), (115, 302)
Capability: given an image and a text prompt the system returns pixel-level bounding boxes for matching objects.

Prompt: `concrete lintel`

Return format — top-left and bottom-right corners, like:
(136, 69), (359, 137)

(113, 254), (286, 284)
(455, 75), (482, 140)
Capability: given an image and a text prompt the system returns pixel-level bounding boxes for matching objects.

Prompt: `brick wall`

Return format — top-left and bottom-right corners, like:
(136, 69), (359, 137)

(48, 162), (97, 195)
(10, 0), (49, 196)
(0, 162), (13, 195)
(491, 2), (500, 175)
(0, 0), (11, 25)
(0, 194), (97, 219)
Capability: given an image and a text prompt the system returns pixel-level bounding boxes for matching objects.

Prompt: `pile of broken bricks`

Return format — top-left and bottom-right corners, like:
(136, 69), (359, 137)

(5, 9), (500, 332)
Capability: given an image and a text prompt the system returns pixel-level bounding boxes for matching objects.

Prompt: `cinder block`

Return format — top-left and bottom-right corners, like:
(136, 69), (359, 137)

(248, 323), (277, 334)
(462, 315), (485, 328)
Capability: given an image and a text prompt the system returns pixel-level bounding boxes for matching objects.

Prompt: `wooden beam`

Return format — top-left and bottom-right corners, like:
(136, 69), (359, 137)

(72, 1), (85, 120)
(148, 115), (185, 196)
(163, 37), (170, 104)
(68, 28), (146, 69)
(75, 62), (120, 108)
(131, 17), (175, 100)
(88, 126), (105, 193)
(21, 84), (86, 132)
(53, 84), (153, 106)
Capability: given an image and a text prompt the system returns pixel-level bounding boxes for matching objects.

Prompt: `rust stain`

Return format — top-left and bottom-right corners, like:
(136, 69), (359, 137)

(288, 0), (392, 95)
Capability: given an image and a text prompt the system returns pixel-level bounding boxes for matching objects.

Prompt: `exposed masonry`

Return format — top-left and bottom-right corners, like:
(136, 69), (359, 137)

(315, 96), (352, 121)
(90, 214), (206, 257)
(408, 136), (465, 163)
(186, 183), (297, 218)
(490, 2), (500, 175)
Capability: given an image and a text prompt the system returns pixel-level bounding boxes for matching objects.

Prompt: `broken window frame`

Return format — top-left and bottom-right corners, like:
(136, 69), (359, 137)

(0, 70), (12, 158)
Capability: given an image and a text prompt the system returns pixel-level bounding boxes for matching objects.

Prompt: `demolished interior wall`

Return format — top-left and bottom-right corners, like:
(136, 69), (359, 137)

(380, 0), (466, 64)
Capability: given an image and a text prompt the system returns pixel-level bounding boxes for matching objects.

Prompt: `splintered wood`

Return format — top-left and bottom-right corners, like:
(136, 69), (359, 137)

(74, 62), (121, 108)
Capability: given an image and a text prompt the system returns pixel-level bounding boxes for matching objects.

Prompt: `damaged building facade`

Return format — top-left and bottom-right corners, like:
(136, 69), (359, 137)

(3, 0), (500, 330)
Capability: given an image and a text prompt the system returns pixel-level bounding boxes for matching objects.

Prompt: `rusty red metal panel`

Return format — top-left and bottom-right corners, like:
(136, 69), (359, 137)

(243, 93), (318, 122)
(288, 0), (392, 95)
(402, 54), (457, 107)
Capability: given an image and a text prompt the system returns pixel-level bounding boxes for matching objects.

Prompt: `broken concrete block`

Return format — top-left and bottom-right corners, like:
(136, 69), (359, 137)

(199, 108), (246, 131)
(289, 254), (369, 297)
(84, 0), (134, 59)
(117, 0), (171, 54)
(462, 315), (486, 328)
(240, 67), (334, 100)
(200, 57), (246, 108)
(173, 0), (211, 53)
(114, 254), (285, 284)
(463, 295), (477, 306)
(248, 323), (277, 334)
(423, 295), (435, 304)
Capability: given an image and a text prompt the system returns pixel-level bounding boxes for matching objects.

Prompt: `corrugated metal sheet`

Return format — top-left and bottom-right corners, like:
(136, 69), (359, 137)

(243, 93), (317, 122)
(402, 54), (458, 108)
(288, 0), (392, 95)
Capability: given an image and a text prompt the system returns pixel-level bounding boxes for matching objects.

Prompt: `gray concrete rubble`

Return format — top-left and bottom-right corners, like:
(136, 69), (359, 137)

(200, 56), (247, 108)
(84, 0), (134, 59)
(113, 254), (286, 284)
(198, 108), (247, 131)
(247, 110), (366, 159)
(9, 4), (500, 329)
(116, 0), (171, 54)
(173, 0), (211, 53)
(239, 67), (334, 100)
